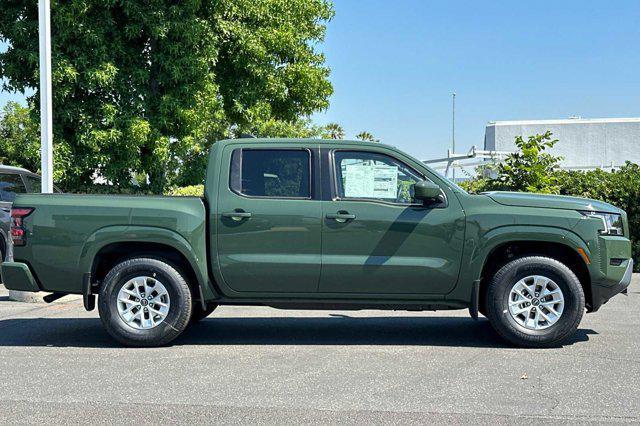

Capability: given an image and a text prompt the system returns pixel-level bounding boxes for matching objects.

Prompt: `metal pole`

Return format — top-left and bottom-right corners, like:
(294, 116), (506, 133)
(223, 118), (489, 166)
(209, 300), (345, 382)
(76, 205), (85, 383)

(38, 0), (53, 193)
(451, 92), (456, 182)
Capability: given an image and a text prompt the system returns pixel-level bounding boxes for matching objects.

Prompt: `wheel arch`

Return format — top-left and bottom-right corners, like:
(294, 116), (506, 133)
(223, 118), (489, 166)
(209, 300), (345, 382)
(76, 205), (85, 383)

(80, 225), (216, 303)
(478, 240), (592, 313)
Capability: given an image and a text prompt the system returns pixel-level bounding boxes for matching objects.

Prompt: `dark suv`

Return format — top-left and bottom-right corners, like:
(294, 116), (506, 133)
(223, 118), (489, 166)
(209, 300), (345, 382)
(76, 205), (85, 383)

(0, 165), (58, 261)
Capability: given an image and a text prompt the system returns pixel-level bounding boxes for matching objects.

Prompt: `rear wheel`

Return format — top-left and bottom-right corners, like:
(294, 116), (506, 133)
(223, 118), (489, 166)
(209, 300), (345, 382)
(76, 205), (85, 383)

(485, 256), (585, 348)
(98, 257), (192, 347)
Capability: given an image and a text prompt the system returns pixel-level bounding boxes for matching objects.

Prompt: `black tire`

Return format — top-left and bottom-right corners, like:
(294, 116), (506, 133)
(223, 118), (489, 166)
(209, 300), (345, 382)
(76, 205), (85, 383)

(98, 257), (193, 347)
(485, 256), (585, 348)
(190, 302), (218, 323)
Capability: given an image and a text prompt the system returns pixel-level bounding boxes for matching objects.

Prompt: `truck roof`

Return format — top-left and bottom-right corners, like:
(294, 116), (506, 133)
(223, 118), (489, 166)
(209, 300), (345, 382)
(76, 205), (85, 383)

(217, 138), (396, 150)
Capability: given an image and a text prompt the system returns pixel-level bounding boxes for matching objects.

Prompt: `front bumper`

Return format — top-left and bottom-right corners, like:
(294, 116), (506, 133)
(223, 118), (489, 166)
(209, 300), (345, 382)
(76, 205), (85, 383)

(0, 262), (40, 292)
(591, 258), (633, 312)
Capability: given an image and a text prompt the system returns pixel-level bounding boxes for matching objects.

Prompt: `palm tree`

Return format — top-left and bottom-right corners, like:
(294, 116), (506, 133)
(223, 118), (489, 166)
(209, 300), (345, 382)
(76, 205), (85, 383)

(322, 123), (345, 140)
(355, 131), (379, 142)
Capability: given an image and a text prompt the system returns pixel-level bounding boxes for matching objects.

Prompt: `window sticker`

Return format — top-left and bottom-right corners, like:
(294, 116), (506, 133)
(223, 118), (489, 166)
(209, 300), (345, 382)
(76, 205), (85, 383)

(373, 164), (398, 198)
(343, 162), (398, 199)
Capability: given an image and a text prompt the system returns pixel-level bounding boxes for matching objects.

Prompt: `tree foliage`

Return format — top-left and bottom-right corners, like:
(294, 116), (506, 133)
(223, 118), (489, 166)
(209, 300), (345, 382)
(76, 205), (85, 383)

(463, 131), (562, 194)
(356, 131), (378, 142)
(321, 122), (344, 139)
(165, 184), (204, 197)
(556, 163), (640, 271)
(0, 102), (41, 173)
(498, 131), (562, 193)
(0, 0), (334, 192)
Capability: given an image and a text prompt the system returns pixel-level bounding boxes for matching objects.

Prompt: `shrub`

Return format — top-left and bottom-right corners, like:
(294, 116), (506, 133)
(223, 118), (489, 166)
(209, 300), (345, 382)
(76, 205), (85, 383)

(165, 185), (204, 197)
(556, 163), (640, 271)
(459, 131), (562, 194)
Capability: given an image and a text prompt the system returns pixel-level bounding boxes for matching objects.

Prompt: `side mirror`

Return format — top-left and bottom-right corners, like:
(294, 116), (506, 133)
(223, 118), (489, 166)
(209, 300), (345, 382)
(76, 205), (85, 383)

(413, 180), (442, 203)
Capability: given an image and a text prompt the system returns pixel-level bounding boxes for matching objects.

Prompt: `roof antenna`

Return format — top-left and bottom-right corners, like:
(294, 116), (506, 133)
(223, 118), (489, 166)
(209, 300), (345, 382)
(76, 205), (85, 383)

(238, 133), (257, 139)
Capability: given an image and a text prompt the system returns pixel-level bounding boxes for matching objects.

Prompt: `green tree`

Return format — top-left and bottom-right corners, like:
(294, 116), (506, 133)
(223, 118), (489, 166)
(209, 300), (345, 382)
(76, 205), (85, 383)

(0, 0), (334, 193)
(322, 122), (345, 139)
(0, 102), (42, 174)
(461, 131), (562, 194)
(496, 131), (562, 193)
(356, 131), (379, 142)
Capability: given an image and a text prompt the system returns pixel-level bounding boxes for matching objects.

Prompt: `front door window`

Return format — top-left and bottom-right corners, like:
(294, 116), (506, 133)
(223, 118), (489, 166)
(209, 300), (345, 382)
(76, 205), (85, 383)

(334, 151), (424, 205)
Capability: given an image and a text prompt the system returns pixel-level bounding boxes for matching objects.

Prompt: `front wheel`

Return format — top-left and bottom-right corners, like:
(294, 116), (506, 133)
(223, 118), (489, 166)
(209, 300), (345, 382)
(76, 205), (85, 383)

(485, 256), (585, 348)
(98, 257), (193, 347)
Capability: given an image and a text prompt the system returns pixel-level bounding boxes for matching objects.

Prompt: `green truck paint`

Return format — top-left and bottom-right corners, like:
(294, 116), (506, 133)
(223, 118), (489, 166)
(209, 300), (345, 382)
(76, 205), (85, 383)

(1, 139), (633, 324)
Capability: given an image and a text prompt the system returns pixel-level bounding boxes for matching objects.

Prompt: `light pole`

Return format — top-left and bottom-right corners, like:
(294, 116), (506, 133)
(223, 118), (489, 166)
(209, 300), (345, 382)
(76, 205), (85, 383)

(38, 0), (54, 193)
(451, 92), (456, 182)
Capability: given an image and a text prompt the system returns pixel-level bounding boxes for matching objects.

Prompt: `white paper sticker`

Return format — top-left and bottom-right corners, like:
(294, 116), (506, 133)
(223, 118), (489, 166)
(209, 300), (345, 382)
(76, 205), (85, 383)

(344, 163), (374, 197)
(343, 163), (397, 199)
(373, 164), (398, 198)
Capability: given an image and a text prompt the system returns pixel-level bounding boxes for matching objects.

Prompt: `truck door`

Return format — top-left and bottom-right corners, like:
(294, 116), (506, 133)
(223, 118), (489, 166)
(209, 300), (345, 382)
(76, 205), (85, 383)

(216, 144), (322, 294)
(319, 149), (465, 295)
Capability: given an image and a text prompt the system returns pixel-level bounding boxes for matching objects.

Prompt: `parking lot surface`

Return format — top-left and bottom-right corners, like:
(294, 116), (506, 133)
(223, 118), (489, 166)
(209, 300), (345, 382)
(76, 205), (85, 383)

(0, 277), (638, 425)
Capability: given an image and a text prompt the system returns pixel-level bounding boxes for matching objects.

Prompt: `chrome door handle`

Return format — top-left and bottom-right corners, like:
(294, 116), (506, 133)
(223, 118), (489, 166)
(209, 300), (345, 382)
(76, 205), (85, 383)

(222, 211), (252, 221)
(326, 212), (356, 223)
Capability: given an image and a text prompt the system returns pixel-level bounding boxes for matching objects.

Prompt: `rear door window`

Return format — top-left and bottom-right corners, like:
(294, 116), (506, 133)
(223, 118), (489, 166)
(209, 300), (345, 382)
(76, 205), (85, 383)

(0, 173), (27, 202)
(230, 149), (311, 198)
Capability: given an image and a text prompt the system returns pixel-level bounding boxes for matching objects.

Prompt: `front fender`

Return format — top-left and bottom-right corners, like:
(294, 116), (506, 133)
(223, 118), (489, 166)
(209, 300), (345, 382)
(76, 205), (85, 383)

(79, 225), (214, 300)
(446, 225), (590, 304)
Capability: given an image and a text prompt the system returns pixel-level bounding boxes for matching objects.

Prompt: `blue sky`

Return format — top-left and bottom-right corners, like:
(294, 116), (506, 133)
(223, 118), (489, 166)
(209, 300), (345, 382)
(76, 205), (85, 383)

(314, 0), (640, 159)
(2, 0), (640, 160)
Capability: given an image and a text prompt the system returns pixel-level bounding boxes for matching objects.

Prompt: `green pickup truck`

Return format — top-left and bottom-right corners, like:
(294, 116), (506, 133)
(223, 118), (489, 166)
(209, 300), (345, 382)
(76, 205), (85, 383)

(1, 139), (633, 347)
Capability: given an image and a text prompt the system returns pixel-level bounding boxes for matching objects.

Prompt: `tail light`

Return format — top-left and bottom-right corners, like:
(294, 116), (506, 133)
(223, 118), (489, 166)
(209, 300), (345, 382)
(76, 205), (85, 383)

(11, 208), (34, 247)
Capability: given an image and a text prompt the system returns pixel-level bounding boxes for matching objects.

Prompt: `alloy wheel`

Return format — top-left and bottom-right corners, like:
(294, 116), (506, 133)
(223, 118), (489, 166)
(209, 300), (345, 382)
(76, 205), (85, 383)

(116, 276), (171, 329)
(508, 275), (565, 330)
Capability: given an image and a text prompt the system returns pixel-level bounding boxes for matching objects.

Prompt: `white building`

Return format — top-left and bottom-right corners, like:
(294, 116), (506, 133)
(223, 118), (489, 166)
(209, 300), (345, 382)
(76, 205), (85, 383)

(484, 117), (640, 170)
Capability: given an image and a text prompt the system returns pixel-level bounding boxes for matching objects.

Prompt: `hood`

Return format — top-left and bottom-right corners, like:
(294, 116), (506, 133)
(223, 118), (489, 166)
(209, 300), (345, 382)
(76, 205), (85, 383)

(483, 191), (621, 213)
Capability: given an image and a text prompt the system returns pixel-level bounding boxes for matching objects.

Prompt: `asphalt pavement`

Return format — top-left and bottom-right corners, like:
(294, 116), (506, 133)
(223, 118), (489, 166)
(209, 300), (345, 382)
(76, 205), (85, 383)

(0, 276), (638, 425)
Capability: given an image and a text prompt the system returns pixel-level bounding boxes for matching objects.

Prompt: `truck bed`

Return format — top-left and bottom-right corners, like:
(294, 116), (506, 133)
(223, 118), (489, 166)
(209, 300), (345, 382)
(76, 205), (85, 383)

(9, 193), (206, 294)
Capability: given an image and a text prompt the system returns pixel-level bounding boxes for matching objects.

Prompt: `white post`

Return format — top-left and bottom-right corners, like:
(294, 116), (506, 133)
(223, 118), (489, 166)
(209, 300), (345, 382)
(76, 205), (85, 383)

(451, 92), (456, 183)
(38, 0), (53, 193)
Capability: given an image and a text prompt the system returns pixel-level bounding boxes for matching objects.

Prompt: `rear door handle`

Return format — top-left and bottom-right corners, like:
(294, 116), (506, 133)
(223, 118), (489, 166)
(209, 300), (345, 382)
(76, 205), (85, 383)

(222, 211), (252, 221)
(326, 212), (356, 223)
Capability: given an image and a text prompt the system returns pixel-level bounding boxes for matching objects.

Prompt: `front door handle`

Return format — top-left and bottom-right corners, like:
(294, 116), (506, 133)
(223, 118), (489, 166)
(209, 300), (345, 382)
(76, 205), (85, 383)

(222, 210), (252, 221)
(326, 211), (356, 223)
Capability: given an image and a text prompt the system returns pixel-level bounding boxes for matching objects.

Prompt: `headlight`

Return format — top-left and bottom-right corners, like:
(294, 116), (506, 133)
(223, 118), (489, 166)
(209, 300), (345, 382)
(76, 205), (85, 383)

(579, 211), (624, 236)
